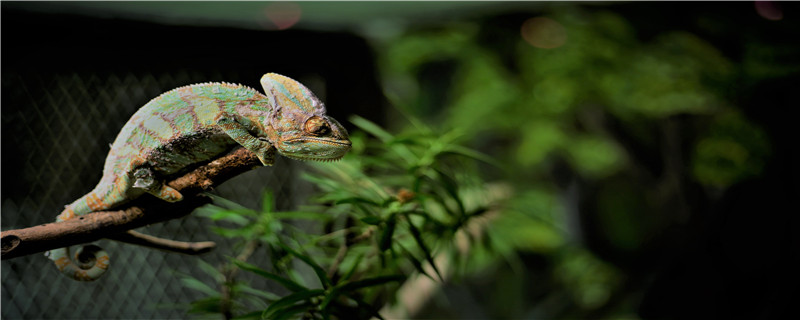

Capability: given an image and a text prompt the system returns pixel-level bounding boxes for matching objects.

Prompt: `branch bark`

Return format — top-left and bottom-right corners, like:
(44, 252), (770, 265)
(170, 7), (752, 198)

(1, 146), (262, 260)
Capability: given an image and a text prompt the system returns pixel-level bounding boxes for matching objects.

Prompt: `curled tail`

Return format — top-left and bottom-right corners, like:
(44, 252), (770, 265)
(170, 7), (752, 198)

(46, 180), (124, 281)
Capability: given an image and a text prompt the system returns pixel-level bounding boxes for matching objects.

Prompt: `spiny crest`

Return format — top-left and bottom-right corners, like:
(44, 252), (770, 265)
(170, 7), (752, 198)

(145, 82), (261, 105)
(260, 73), (326, 114)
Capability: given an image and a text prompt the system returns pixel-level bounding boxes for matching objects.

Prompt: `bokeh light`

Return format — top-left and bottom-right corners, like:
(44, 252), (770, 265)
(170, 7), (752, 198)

(755, 1), (783, 21)
(263, 1), (302, 30)
(521, 17), (567, 49)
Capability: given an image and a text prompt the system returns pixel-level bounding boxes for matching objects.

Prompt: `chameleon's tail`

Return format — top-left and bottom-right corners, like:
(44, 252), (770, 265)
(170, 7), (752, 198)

(46, 179), (124, 281)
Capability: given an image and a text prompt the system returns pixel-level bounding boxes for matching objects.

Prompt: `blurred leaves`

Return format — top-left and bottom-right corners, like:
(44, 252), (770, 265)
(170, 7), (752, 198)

(379, 7), (767, 187)
(692, 110), (770, 187)
(372, 4), (777, 318)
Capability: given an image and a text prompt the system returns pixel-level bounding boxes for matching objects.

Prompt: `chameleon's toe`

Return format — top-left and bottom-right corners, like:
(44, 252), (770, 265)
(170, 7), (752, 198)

(153, 185), (184, 202)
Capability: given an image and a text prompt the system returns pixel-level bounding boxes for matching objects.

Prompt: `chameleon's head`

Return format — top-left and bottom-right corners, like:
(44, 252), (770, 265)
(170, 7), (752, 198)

(260, 73), (351, 162)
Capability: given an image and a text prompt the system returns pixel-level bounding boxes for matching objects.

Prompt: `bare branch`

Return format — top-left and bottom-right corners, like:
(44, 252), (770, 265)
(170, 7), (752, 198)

(1, 147), (261, 260)
(108, 230), (216, 255)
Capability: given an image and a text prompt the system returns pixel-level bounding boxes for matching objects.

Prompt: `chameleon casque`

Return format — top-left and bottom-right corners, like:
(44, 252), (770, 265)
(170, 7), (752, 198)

(47, 73), (351, 281)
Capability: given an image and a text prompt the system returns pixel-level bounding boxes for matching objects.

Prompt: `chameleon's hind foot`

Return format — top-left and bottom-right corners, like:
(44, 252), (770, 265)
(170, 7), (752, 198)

(132, 167), (183, 202)
(153, 184), (183, 202)
(132, 167), (157, 190)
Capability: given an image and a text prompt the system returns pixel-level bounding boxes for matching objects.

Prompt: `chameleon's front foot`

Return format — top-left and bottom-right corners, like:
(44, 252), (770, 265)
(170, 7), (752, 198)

(253, 139), (276, 166)
(132, 167), (184, 202)
(216, 117), (275, 166)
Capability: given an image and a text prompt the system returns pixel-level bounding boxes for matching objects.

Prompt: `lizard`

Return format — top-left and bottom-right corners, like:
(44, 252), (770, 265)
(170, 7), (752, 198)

(46, 73), (351, 281)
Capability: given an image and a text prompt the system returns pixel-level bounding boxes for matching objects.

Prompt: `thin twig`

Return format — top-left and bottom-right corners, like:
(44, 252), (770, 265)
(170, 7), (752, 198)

(108, 230), (216, 255)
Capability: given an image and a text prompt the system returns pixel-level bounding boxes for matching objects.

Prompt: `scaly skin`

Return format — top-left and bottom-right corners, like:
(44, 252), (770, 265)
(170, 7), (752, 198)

(47, 73), (351, 281)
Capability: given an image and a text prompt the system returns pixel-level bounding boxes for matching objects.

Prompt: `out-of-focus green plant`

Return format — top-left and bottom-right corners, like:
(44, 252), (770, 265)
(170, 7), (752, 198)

(370, 5), (774, 318)
(177, 115), (509, 319)
(379, 7), (768, 186)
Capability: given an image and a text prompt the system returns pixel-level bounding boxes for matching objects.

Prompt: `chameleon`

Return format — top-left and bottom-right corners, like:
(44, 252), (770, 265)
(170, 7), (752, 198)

(46, 73), (351, 281)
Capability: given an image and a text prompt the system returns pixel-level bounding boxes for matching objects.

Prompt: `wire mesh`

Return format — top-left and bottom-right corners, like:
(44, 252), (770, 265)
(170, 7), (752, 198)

(1, 70), (314, 319)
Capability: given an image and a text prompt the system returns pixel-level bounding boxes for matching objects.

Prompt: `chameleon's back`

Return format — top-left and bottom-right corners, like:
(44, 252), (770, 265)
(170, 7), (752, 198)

(105, 83), (271, 177)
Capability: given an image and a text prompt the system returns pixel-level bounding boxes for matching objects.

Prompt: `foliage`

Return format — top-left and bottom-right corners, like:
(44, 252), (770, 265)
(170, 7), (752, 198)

(379, 7), (769, 185)
(370, 5), (776, 318)
(178, 116), (506, 319)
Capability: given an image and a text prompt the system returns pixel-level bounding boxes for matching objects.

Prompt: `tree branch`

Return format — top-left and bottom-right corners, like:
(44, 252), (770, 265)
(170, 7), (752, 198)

(1, 146), (262, 260)
(108, 230), (217, 255)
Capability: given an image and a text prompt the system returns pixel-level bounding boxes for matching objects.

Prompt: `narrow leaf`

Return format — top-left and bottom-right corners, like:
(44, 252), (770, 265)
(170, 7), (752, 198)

(272, 211), (332, 221)
(342, 253), (364, 282)
(399, 243), (435, 281)
(278, 242), (331, 288)
(233, 260), (306, 293)
(263, 289), (325, 319)
(349, 115), (393, 142)
(273, 302), (315, 320)
(231, 311), (262, 320)
(180, 277), (219, 297)
(407, 219), (443, 281)
(334, 197), (381, 206)
(352, 296), (385, 320)
(208, 194), (250, 211)
(196, 259), (223, 280)
(379, 216), (397, 252)
(337, 274), (406, 293)
(443, 145), (502, 167)
(235, 283), (282, 302)
(359, 216), (382, 225)
(432, 167), (465, 216)
(261, 190), (274, 214)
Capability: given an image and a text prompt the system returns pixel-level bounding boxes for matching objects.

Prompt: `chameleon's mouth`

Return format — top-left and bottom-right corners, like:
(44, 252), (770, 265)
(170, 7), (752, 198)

(279, 137), (351, 162)
(284, 137), (352, 147)
(283, 154), (346, 162)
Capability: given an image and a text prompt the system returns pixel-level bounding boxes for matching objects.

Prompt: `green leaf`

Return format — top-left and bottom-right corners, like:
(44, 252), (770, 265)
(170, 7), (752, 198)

(233, 260), (306, 293)
(187, 296), (222, 314)
(262, 289), (324, 319)
(196, 259), (223, 281)
(261, 191), (274, 214)
(272, 301), (315, 320)
(337, 274), (406, 293)
(211, 226), (251, 238)
(318, 275), (404, 315)
(272, 211), (332, 221)
(443, 145), (503, 168)
(379, 215), (397, 252)
(278, 242), (332, 288)
(433, 168), (465, 216)
(181, 277), (219, 297)
(342, 253), (364, 282)
(352, 295), (386, 320)
(399, 244), (435, 281)
(407, 219), (443, 281)
(334, 197), (381, 206)
(349, 115), (394, 142)
(359, 216), (382, 225)
(231, 310), (263, 320)
(208, 194), (250, 211)
(235, 283), (282, 302)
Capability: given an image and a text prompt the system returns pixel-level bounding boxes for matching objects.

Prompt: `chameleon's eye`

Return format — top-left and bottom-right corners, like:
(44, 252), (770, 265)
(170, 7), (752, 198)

(304, 116), (330, 136)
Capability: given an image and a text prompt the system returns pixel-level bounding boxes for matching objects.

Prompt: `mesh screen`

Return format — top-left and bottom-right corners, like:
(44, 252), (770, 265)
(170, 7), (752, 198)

(1, 70), (315, 319)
